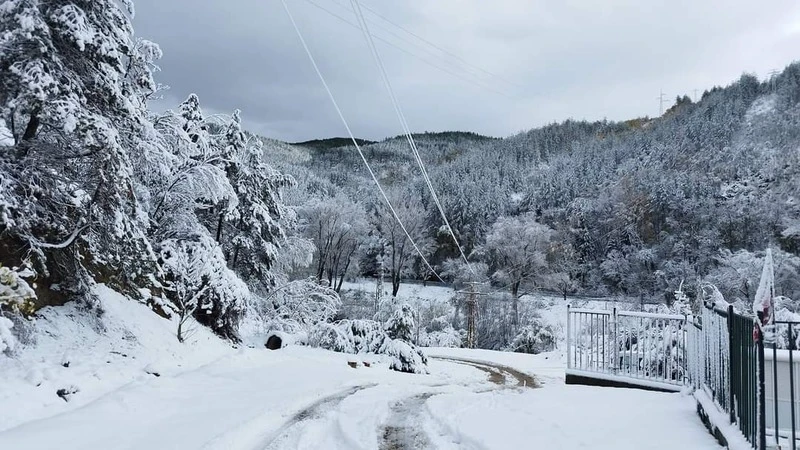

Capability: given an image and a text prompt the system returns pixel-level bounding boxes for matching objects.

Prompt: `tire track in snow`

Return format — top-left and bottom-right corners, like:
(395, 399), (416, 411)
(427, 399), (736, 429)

(430, 357), (539, 389)
(377, 357), (538, 449)
(261, 384), (376, 449)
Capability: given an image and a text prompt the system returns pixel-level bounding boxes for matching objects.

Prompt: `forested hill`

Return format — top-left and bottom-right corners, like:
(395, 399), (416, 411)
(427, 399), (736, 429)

(282, 63), (800, 304)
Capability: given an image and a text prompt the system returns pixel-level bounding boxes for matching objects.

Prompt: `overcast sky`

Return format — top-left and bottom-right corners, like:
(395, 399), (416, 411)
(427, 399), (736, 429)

(132, 0), (800, 142)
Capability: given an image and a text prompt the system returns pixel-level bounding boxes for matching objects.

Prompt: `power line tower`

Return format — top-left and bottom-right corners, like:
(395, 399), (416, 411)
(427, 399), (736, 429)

(457, 281), (487, 349)
(657, 89), (668, 116)
(768, 69), (780, 93)
(693, 89), (698, 102)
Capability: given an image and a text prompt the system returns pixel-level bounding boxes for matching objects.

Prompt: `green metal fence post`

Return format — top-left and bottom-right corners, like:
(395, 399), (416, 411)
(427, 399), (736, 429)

(728, 304), (735, 423)
(757, 326), (767, 450)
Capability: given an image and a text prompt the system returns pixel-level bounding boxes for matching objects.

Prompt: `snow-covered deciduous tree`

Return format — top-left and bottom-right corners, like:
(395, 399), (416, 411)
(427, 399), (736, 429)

(368, 189), (433, 297)
(157, 235), (249, 341)
(545, 242), (580, 301)
(146, 95), (236, 234)
(157, 239), (210, 343)
(480, 213), (555, 328)
(253, 277), (341, 332)
(300, 194), (367, 292)
(440, 258), (488, 289)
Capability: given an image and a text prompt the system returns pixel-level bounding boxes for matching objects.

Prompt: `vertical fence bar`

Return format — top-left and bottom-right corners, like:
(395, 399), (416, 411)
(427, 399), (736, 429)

(728, 305), (735, 424)
(595, 315), (600, 371)
(566, 305), (571, 369)
(612, 307), (618, 374)
(578, 313), (582, 370)
(775, 340), (780, 448)
(758, 328), (767, 450)
(602, 315), (606, 372)
(638, 316), (643, 378)
(790, 323), (797, 450)
(588, 315), (593, 370)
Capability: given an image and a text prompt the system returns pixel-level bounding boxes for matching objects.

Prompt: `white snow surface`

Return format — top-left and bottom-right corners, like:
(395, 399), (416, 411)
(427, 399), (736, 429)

(0, 121), (12, 146)
(0, 284), (722, 449)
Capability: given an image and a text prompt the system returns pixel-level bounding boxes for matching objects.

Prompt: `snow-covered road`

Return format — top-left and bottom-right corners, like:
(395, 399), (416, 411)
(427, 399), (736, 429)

(0, 290), (723, 449)
(0, 345), (723, 449)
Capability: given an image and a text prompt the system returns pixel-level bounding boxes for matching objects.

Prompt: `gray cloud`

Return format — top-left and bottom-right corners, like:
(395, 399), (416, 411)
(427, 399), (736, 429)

(132, 0), (800, 142)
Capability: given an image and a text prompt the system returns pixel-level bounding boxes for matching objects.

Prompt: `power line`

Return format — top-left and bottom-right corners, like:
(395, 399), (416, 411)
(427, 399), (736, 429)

(353, 1), (522, 89)
(299, 0), (512, 98)
(349, 0), (478, 278)
(279, 0), (444, 284)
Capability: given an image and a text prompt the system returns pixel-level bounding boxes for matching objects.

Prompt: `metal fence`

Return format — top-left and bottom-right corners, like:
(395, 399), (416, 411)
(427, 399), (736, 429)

(566, 303), (800, 450)
(766, 321), (800, 450)
(688, 303), (765, 450)
(566, 306), (689, 390)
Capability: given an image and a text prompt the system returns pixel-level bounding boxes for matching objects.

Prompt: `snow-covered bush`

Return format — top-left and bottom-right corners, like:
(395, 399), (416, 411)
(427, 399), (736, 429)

(770, 299), (800, 349)
(338, 319), (385, 353)
(508, 317), (557, 354)
(420, 317), (463, 347)
(614, 319), (687, 382)
(0, 265), (36, 316)
(376, 338), (429, 374)
(307, 322), (354, 353)
(420, 328), (463, 348)
(305, 317), (429, 373)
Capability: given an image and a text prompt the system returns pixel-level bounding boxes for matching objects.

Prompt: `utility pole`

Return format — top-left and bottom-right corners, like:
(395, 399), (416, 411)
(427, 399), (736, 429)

(375, 256), (384, 315)
(458, 281), (487, 349)
(657, 89), (667, 116)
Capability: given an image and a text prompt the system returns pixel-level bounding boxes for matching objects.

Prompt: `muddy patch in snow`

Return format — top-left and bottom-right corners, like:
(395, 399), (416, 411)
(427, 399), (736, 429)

(432, 356), (538, 389)
(380, 393), (436, 450)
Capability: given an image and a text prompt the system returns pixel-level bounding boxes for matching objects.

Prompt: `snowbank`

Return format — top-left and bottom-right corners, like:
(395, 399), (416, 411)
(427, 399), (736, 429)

(0, 284), (232, 431)
(425, 383), (720, 450)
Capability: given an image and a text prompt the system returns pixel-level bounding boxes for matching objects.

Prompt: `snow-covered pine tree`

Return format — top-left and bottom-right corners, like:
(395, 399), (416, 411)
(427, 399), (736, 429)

(219, 112), (294, 287)
(385, 303), (415, 342)
(0, 0), (158, 304)
(203, 110), (294, 287)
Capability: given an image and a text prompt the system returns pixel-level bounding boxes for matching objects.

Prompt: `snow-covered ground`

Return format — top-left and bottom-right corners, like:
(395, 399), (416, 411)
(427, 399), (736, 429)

(0, 121), (12, 146)
(0, 284), (722, 449)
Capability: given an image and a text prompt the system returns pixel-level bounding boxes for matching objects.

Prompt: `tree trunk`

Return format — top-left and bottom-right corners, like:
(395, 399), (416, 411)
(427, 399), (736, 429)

(392, 272), (400, 297)
(336, 259), (351, 293)
(215, 212), (224, 244)
(177, 312), (186, 343)
(316, 256), (325, 280)
(22, 112), (39, 142)
(231, 245), (239, 268)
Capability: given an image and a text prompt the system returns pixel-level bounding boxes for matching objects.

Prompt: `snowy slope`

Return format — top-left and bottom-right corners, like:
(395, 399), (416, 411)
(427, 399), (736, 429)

(0, 285), (233, 431)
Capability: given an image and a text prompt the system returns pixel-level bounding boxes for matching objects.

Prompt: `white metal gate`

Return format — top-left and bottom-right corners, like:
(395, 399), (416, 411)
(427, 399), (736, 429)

(566, 306), (689, 391)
